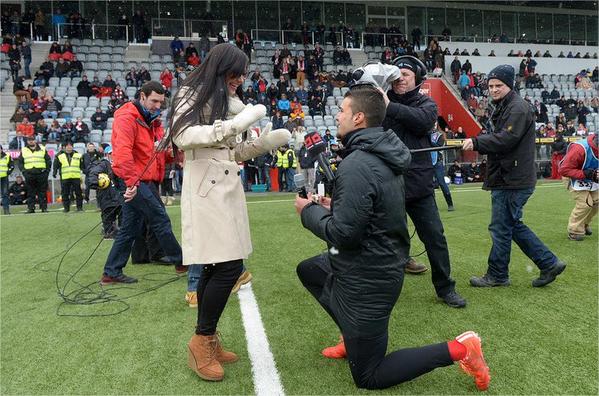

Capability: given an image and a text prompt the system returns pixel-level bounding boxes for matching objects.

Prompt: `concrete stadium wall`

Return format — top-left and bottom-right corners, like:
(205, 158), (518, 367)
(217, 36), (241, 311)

(444, 56), (597, 76)
(436, 42), (596, 57)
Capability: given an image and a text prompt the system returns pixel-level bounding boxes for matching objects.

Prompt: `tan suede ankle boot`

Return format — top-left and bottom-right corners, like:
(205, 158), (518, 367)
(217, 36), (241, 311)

(214, 332), (239, 364)
(187, 334), (224, 381)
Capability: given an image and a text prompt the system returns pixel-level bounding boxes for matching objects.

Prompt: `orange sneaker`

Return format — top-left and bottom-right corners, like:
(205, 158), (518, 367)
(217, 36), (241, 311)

(321, 336), (347, 359)
(185, 291), (198, 308)
(456, 331), (490, 391)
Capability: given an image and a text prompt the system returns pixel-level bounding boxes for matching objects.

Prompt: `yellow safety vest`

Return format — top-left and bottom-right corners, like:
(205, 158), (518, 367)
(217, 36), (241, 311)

(276, 150), (288, 168)
(57, 152), (82, 180)
(21, 145), (47, 170)
(0, 155), (9, 178)
(285, 149), (296, 168)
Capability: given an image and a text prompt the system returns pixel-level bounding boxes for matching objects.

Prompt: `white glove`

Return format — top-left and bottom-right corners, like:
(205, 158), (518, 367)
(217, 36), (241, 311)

(254, 122), (291, 151)
(231, 104), (266, 134)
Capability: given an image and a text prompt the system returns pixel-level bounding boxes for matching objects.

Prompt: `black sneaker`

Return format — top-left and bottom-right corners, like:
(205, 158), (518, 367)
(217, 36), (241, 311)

(440, 290), (467, 308)
(470, 274), (511, 287)
(584, 225), (593, 236)
(100, 274), (138, 286)
(532, 260), (566, 288)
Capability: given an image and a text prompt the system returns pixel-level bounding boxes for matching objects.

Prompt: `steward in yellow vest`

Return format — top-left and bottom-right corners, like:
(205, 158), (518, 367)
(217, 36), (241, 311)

(0, 146), (15, 215)
(18, 136), (51, 213)
(275, 146), (289, 192)
(52, 141), (84, 212)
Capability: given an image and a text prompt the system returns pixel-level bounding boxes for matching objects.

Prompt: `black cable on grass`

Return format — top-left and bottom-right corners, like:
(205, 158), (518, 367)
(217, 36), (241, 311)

(33, 141), (184, 317)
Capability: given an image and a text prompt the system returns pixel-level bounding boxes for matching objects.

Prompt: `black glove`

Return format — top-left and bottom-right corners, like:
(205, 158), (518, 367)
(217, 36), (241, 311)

(583, 169), (599, 183)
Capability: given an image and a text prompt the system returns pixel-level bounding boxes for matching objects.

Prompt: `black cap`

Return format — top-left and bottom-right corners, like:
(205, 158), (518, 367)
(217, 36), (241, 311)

(488, 64), (515, 90)
(393, 57), (418, 73)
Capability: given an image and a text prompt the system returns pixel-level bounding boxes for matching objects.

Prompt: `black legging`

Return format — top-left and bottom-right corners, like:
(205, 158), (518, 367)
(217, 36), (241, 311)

(196, 259), (243, 335)
(297, 254), (453, 390)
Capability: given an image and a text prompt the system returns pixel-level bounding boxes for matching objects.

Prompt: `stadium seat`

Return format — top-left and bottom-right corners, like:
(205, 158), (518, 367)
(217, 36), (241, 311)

(73, 143), (86, 154)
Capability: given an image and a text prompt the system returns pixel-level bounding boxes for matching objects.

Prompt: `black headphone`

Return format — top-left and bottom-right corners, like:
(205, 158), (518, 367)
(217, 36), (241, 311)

(392, 55), (427, 85)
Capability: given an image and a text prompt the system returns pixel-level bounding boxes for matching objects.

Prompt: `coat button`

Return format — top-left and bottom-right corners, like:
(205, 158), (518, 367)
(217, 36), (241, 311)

(225, 170), (229, 175)
(237, 171), (241, 176)
(211, 180), (215, 184)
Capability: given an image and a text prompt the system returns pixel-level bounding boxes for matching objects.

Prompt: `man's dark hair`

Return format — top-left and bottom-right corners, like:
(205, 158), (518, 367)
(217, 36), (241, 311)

(344, 84), (386, 127)
(140, 80), (165, 97)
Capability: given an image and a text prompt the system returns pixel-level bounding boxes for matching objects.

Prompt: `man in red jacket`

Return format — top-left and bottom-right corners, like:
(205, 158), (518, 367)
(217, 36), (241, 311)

(101, 81), (183, 285)
(559, 134), (598, 241)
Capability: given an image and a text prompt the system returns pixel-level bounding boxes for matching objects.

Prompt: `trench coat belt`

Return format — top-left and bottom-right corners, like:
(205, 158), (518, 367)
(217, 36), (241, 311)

(187, 147), (235, 162)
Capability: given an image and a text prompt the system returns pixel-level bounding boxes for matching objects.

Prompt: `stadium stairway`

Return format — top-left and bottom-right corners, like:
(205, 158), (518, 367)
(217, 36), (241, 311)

(125, 44), (150, 65)
(1, 43), (50, 145)
(349, 48), (368, 68)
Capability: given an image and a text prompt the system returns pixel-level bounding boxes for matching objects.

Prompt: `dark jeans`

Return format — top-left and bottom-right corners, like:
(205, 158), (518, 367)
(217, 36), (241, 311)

(434, 161), (451, 196)
(296, 254), (453, 390)
(196, 259), (243, 335)
(406, 194), (455, 296)
(277, 167), (287, 191)
(25, 172), (48, 211)
(487, 188), (557, 281)
(1, 177), (8, 210)
(103, 182), (182, 277)
(61, 178), (83, 211)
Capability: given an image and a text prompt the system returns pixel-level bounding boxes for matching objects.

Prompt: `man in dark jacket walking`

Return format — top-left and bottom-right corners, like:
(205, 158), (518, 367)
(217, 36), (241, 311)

(294, 84), (489, 391)
(463, 64), (566, 287)
(381, 55), (466, 308)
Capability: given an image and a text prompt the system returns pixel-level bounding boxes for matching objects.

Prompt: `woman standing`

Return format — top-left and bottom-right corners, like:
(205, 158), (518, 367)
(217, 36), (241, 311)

(167, 44), (290, 382)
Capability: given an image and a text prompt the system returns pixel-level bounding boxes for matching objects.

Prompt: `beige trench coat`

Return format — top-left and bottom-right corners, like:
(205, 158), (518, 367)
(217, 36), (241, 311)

(173, 94), (271, 265)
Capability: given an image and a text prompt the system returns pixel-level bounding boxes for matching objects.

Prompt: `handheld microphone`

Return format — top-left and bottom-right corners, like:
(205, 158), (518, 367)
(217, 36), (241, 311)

(294, 174), (308, 198)
(304, 132), (335, 182)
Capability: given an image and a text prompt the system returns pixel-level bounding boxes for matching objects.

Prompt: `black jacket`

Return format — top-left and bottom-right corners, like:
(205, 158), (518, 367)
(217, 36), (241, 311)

(473, 90), (537, 190)
(300, 127), (411, 337)
(87, 159), (125, 210)
(382, 87), (438, 201)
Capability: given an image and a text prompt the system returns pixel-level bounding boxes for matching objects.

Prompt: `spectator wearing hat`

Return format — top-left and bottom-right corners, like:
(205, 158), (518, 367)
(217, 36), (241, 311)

(380, 55), (465, 307)
(463, 64), (566, 288)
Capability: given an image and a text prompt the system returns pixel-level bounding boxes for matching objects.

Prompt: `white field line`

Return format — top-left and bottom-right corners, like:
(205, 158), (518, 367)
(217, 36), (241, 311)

(237, 284), (285, 396)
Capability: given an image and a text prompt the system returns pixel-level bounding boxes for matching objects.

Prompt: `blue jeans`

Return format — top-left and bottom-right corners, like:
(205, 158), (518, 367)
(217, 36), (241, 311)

(103, 182), (182, 277)
(285, 168), (296, 191)
(487, 188), (557, 281)
(1, 177), (9, 210)
(187, 263), (247, 292)
(433, 161), (450, 196)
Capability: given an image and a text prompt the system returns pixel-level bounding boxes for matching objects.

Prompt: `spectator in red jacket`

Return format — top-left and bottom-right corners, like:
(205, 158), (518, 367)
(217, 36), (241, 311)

(187, 52), (200, 67)
(16, 117), (34, 137)
(559, 134), (598, 241)
(100, 80), (184, 285)
(160, 67), (173, 89)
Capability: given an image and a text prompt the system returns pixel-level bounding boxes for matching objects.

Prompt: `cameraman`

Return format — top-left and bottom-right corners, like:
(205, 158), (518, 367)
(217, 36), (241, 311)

(294, 85), (489, 391)
(381, 56), (465, 307)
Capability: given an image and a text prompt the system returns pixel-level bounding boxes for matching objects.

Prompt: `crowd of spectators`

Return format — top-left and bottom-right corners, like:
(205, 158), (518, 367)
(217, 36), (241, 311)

(1, 7), (149, 43)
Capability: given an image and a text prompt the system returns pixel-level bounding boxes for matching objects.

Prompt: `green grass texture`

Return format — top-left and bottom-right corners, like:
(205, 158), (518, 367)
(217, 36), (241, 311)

(1, 181), (597, 395)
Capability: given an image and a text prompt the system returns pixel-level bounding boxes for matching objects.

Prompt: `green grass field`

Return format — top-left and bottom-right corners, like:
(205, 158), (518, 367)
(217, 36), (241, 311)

(1, 181), (597, 395)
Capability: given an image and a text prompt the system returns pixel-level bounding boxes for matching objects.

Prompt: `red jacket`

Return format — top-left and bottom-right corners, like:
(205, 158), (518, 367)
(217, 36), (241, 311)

(111, 102), (168, 187)
(559, 134), (598, 180)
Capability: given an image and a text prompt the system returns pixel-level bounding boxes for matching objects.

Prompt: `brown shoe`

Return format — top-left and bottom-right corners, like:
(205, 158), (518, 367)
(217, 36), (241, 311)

(187, 334), (224, 381)
(215, 332), (239, 364)
(405, 257), (428, 274)
(231, 271), (253, 294)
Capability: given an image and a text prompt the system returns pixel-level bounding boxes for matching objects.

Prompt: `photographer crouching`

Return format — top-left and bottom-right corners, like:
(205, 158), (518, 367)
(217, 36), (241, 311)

(293, 84), (490, 391)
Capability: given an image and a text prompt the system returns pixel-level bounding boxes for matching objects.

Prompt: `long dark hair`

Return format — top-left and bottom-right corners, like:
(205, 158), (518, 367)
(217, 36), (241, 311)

(166, 43), (248, 147)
